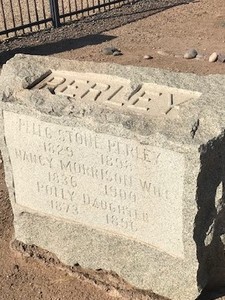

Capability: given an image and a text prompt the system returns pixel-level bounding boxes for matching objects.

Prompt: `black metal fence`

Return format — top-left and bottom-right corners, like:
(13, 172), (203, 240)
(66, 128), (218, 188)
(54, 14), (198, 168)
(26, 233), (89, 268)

(0, 0), (132, 38)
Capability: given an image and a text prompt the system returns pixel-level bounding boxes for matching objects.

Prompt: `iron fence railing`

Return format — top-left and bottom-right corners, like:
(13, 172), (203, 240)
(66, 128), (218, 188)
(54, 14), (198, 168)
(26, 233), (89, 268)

(0, 0), (132, 38)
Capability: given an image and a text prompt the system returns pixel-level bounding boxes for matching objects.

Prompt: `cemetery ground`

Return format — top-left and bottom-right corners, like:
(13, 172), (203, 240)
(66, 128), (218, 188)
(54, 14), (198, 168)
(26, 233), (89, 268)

(1, 0), (225, 299)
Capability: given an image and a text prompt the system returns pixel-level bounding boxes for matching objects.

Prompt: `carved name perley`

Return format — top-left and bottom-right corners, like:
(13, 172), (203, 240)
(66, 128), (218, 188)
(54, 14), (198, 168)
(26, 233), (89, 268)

(31, 70), (201, 118)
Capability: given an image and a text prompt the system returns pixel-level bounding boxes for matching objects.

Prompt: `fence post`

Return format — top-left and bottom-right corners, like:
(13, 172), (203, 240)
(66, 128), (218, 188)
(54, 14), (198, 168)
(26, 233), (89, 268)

(49, 0), (60, 28)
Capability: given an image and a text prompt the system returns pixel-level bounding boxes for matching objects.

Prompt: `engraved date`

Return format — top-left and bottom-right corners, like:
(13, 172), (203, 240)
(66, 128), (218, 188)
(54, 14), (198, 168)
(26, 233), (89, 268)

(48, 171), (77, 188)
(106, 214), (137, 232)
(49, 199), (78, 215)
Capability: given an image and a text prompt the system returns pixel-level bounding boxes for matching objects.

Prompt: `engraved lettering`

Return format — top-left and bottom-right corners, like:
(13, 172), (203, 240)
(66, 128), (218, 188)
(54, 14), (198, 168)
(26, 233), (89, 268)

(14, 148), (53, 168)
(107, 140), (122, 154)
(139, 179), (151, 192)
(4, 111), (185, 257)
(107, 140), (161, 164)
(60, 160), (132, 187)
(83, 193), (142, 222)
(18, 118), (52, 139)
(58, 129), (100, 149)
(37, 181), (75, 202)
(32, 71), (129, 107)
(139, 179), (169, 199)
(82, 193), (90, 205)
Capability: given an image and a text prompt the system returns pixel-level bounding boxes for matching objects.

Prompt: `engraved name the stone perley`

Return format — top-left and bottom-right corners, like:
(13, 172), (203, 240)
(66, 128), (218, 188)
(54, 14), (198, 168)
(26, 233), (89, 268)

(4, 111), (185, 257)
(32, 70), (201, 118)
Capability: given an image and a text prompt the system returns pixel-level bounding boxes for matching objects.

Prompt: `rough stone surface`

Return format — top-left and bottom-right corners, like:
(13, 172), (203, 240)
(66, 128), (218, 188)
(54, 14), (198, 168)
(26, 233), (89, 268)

(2, 54), (225, 300)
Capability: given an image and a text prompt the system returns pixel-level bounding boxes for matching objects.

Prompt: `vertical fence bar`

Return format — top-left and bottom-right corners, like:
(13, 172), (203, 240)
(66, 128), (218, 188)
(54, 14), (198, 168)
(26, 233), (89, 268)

(97, 0), (101, 12)
(0, 0), (9, 37)
(68, 0), (72, 21)
(9, 0), (17, 36)
(108, 0), (111, 10)
(80, 0), (84, 17)
(61, 0), (65, 23)
(92, 0), (95, 13)
(103, 0), (107, 11)
(49, 0), (60, 28)
(74, 0), (78, 18)
(33, 0), (40, 29)
(17, 0), (25, 33)
(41, 0), (48, 28)
(26, 0), (33, 32)
(86, 0), (90, 15)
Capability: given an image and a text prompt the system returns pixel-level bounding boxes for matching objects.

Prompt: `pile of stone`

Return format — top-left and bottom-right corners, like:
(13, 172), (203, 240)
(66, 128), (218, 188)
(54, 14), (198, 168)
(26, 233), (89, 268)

(184, 48), (225, 63)
(103, 46), (225, 64)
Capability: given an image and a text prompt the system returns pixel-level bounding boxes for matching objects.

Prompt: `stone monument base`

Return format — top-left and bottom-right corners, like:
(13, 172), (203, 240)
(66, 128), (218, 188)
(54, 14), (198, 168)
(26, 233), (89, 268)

(1, 54), (225, 299)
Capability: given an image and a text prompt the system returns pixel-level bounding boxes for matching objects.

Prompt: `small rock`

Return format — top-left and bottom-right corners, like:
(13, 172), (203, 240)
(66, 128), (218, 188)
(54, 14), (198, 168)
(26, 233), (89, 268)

(157, 50), (170, 56)
(209, 52), (218, 62)
(13, 264), (20, 273)
(174, 54), (183, 58)
(143, 55), (153, 60)
(218, 54), (225, 63)
(184, 48), (198, 59)
(113, 51), (123, 56)
(102, 48), (114, 55)
(195, 54), (205, 60)
(102, 47), (119, 55)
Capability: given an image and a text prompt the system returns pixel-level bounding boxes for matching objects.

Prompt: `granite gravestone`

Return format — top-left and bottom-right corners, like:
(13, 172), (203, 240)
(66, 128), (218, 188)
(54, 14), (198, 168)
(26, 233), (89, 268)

(1, 54), (225, 299)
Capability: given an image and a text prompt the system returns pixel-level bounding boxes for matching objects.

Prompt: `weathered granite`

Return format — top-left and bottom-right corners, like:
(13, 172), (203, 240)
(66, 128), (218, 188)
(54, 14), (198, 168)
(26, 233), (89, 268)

(1, 54), (225, 300)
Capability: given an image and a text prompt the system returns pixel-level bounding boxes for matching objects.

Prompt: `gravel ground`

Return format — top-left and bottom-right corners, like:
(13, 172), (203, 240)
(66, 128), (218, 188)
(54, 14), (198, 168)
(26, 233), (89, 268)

(0, 0), (134, 38)
(0, 0), (193, 63)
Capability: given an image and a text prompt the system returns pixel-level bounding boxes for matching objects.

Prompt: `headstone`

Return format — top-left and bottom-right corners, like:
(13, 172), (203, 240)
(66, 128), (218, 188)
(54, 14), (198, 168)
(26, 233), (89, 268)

(1, 54), (225, 300)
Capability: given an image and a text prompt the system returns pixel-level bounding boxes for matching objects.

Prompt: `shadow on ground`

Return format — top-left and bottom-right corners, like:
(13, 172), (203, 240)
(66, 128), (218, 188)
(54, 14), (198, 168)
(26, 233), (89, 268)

(0, 34), (116, 65)
(0, 0), (195, 65)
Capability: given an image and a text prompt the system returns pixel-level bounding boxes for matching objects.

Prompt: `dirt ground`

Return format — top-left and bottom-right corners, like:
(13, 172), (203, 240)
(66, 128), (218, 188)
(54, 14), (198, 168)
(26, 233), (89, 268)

(1, 0), (225, 299)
